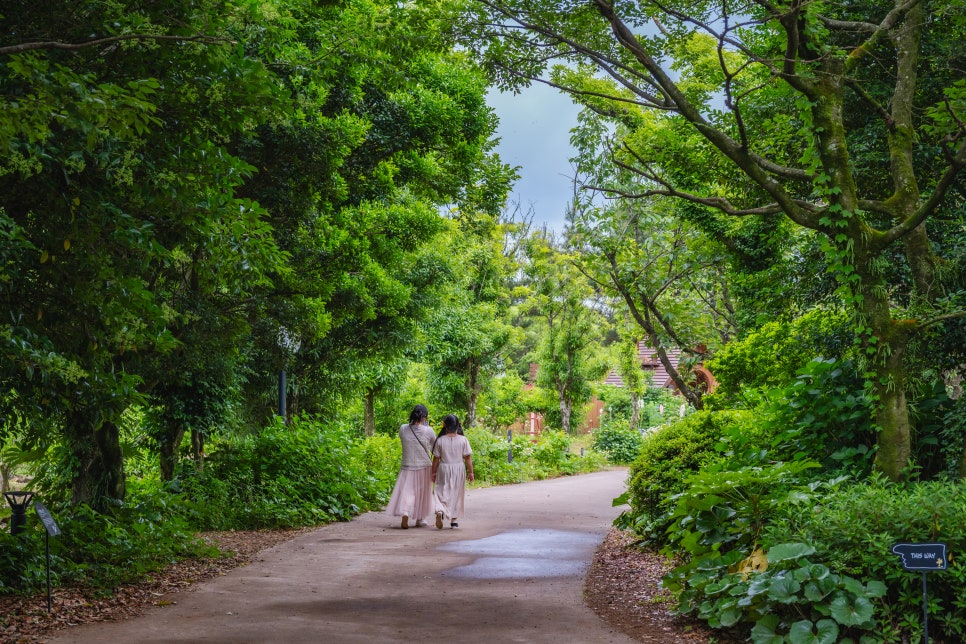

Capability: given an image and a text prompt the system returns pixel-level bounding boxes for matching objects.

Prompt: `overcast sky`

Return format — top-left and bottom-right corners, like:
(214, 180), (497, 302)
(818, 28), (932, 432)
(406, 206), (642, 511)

(487, 84), (583, 233)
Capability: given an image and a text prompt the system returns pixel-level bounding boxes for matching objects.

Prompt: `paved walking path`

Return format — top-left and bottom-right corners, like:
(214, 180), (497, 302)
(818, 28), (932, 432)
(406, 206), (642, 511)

(47, 469), (634, 643)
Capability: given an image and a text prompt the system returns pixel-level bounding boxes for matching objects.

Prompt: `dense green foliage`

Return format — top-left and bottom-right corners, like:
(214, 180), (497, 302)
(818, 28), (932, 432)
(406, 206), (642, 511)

(591, 417), (644, 465)
(523, 232), (609, 434)
(764, 479), (966, 642)
(620, 362), (961, 641)
(0, 492), (213, 594)
(0, 0), (514, 510)
(177, 418), (394, 529)
(468, 426), (606, 484)
(462, 0), (966, 481)
(657, 473), (966, 643)
(623, 410), (753, 529)
(705, 309), (855, 407)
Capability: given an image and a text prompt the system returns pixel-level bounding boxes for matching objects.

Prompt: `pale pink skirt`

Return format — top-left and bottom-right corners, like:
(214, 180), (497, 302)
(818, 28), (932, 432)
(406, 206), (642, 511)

(385, 466), (434, 521)
(434, 463), (466, 519)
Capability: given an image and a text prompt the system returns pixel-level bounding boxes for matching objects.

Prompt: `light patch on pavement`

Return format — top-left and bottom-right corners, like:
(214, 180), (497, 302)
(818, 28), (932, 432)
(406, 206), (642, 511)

(438, 529), (601, 579)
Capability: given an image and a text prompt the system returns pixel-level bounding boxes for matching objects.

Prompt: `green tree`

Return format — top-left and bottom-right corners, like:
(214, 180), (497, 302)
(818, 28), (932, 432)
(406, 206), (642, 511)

(462, 0), (966, 479)
(0, 0), (291, 506)
(425, 207), (521, 427)
(0, 0), (512, 506)
(235, 4), (514, 427)
(614, 331), (648, 429)
(571, 200), (737, 410)
(523, 231), (608, 433)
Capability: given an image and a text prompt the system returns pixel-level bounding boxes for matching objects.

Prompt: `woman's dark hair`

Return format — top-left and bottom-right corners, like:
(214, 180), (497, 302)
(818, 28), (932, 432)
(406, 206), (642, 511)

(438, 414), (463, 437)
(409, 404), (428, 425)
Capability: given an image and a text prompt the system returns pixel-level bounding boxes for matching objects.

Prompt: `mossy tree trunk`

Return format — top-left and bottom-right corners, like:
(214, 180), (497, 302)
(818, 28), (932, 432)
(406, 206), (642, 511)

(69, 415), (126, 510)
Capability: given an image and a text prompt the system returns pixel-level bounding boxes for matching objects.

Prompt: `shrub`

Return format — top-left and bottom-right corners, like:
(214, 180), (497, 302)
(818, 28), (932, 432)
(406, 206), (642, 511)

(465, 425), (527, 485)
(669, 541), (888, 643)
(0, 528), (58, 594)
(638, 387), (688, 429)
(623, 409), (754, 529)
(658, 463), (885, 643)
(592, 415), (645, 464)
(532, 430), (571, 470)
(762, 477), (966, 643)
(178, 416), (392, 529)
(662, 474), (966, 642)
(940, 394), (966, 477)
(465, 427), (607, 484)
(763, 358), (876, 476)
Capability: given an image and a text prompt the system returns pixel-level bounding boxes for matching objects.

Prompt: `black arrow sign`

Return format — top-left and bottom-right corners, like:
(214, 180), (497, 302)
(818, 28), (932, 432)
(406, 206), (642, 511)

(891, 542), (947, 571)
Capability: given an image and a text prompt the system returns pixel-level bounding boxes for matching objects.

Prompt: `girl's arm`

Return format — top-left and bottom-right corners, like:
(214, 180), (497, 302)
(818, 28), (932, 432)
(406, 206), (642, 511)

(464, 455), (474, 482)
(431, 456), (440, 482)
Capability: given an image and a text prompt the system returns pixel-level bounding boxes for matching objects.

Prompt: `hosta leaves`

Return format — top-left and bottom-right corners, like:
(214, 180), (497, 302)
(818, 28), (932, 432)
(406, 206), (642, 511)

(767, 542), (816, 563)
(788, 619), (839, 644)
(829, 592), (875, 626)
(766, 575), (802, 603)
(750, 615), (784, 644)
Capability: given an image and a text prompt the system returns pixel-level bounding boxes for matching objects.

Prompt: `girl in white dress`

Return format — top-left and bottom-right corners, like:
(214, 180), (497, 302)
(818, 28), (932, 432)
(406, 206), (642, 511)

(386, 404), (436, 529)
(431, 414), (474, 528)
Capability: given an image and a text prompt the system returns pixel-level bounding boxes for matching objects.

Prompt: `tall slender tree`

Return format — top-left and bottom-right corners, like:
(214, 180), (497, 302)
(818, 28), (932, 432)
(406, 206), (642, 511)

(523, 231), (608, 433)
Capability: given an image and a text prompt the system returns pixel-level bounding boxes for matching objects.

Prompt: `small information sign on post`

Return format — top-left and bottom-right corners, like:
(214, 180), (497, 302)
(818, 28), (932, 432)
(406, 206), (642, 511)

(891, 542), (948, 644)
(34, 501), (61, 538)
(34, 500), (61, 613)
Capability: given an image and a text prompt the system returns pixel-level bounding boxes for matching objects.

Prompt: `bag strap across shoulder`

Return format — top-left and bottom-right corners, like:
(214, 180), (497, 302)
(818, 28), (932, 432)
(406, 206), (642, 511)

(408, 423), (433, 461)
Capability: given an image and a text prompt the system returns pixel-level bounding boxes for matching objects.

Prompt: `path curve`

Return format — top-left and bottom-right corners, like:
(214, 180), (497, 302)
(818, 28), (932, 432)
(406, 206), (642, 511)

(47, 469), (634, 643)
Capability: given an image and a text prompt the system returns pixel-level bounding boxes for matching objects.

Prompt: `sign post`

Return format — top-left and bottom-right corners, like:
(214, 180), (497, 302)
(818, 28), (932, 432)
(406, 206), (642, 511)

(507, 429), (513, 463)
(33, 500), (61, 613)
(891, 542), (948, 644)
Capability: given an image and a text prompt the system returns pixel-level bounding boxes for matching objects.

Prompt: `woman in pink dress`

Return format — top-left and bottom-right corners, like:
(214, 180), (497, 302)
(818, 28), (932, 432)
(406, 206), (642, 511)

(386, 404), (436, 529)
(431, 414), (474, 529)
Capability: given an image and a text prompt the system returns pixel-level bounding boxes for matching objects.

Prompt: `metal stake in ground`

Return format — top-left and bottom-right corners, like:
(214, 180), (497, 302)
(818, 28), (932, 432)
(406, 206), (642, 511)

(34, 500), (62, 613)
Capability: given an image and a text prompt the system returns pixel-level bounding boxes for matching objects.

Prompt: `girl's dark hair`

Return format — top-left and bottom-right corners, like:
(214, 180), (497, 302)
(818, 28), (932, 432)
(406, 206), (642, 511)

(438, 414), (463, 437)
(409, 404), (428, 425)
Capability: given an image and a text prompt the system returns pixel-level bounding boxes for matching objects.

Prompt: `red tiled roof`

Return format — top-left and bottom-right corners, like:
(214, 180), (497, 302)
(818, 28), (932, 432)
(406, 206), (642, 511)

(604, 341), (682, 389)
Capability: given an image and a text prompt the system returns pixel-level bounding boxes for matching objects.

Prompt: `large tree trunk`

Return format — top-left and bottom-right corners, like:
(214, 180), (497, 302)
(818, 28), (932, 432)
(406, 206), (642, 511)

(871, 336), (913, 479)
(558, 389), (573, 434)
(70, 416), (126, 510)
(465, 360), (481, 428)
(191, 429), (205, 472)
(629, 391), (640, 429)
(158, 424), (186, 482)
(363, 389), (375, 437)
(810, 60), (918, 481)
(875, 384), (912, 478)
(0, 461), (10, 494)
(850, 221), (916, 481)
